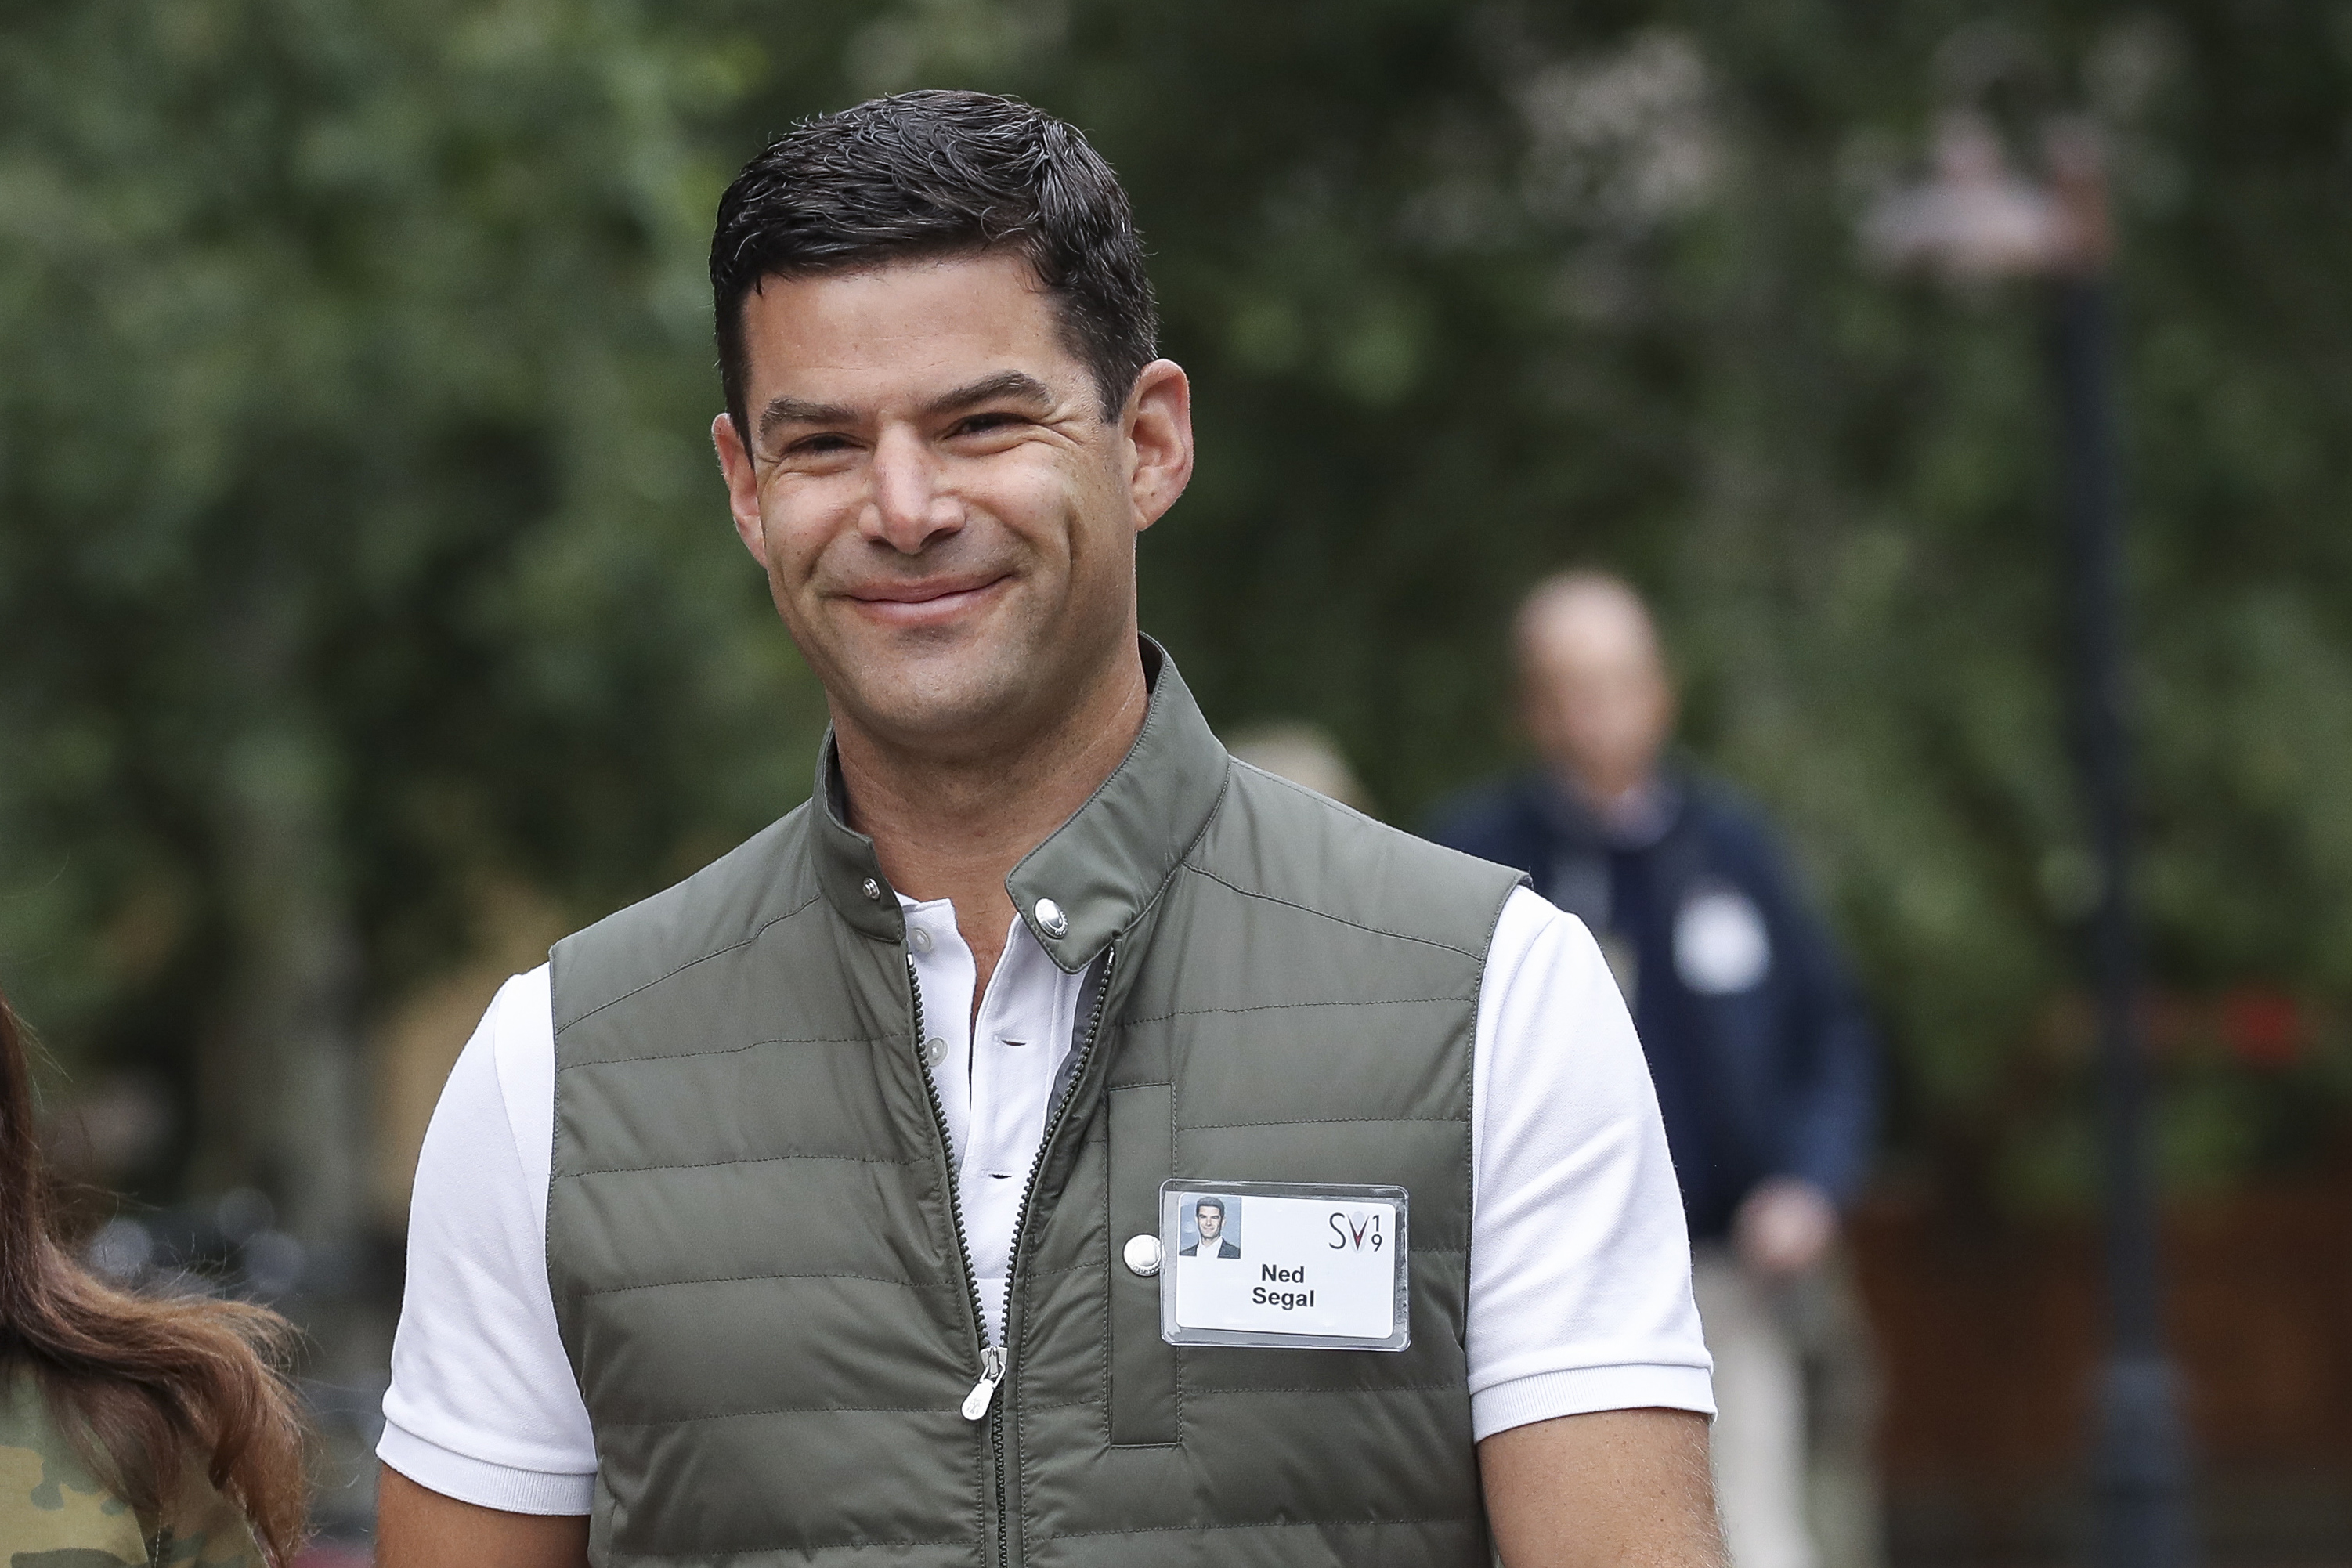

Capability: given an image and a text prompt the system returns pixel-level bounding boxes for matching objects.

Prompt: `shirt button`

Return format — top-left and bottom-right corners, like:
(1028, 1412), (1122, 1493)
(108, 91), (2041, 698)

(1122, 1235), (1162, 1277)
(909, 926), (935, 956)
(861, 877), (883, 901)
(923, 1038), (947, 1069)
(1034, 898), (1068, 938)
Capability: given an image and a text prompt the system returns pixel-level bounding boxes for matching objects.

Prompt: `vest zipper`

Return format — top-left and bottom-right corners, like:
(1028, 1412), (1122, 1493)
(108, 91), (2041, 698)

(962, 1345), (1008, 1419)
(988, 941), (1118, 1568)
(905, 959), (997, 1413)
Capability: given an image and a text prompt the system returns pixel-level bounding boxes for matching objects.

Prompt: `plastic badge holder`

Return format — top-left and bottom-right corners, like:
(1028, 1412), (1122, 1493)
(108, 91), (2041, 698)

(1158, 1180), (1411, 1352)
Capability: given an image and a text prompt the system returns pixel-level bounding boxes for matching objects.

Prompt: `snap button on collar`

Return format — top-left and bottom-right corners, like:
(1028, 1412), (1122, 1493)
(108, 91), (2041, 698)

(861, 876), (883, 901)
(1034, 898), (1068, 938)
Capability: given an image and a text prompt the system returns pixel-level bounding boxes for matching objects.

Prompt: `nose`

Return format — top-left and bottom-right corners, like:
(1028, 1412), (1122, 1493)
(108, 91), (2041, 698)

(863, 425), (963, 555)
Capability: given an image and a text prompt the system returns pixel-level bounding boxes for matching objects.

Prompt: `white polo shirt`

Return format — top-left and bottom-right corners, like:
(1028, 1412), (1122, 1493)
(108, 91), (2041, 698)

(378, 886), (1712, 1515)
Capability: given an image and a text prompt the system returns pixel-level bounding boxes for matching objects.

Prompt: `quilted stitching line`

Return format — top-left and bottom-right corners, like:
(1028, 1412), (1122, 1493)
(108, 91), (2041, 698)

(562, 1031), (888, 1068)
(1043, 1514), (1479, 1541)
(556, 1151), (921, 1183)
(1119, 994), (1471, 1027)
(1174, 864), (1485, 960)
(555, 887), (824, 1037)
(577, 1270), (963, 1301)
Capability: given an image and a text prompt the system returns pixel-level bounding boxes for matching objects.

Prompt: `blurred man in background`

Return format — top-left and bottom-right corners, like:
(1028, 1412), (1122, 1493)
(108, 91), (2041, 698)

(1428, 572), (1880, 1568)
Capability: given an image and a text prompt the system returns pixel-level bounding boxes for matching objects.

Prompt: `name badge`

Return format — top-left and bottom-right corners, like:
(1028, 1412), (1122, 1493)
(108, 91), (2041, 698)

(1157, 1180), (1411, 1352)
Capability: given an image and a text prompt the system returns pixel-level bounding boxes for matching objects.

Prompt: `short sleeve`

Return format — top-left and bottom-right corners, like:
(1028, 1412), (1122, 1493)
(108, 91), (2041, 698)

(378, 967), (597, 1513)
(1466, 888), (1715, 1440)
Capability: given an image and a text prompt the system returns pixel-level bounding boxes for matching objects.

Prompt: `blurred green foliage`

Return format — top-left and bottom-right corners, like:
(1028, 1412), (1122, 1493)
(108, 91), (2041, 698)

(2, 0), (2348, 1209)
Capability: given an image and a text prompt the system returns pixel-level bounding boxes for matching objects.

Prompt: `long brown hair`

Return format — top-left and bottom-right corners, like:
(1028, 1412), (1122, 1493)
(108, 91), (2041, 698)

(0, 991), (308, 1562)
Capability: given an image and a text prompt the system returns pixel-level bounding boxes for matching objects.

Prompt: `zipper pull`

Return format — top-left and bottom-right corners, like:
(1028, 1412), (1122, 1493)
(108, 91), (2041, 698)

(960, 1346), (1007, 1420)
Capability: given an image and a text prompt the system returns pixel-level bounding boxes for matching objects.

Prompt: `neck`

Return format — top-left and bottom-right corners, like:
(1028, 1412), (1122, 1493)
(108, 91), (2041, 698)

(1561, 764), (1663, 825)
(834, 647), (1151, 1004)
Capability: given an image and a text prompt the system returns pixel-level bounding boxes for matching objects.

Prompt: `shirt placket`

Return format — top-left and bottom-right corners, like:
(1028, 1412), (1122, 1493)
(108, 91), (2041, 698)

(898, 899), (1081, 1344)
(903, 899), (977, 1163)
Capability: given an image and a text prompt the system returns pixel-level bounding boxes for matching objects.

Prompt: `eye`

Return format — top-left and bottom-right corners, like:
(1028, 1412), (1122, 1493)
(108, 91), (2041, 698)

(951, 410), (1028, 437)
(782, 432), (856, 457)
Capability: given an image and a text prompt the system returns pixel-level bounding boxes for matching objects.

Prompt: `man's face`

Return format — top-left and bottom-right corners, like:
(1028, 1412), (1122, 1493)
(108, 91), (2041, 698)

(1519, 594), (1675, 801)
(714, 252), (1191, 759)
(1196, 1203), (1224, 1240)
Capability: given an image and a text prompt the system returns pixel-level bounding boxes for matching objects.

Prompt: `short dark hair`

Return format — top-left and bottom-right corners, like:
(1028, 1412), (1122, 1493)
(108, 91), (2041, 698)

(710, 90), (1158, 435)
(1195, 1197), (1224, 1217)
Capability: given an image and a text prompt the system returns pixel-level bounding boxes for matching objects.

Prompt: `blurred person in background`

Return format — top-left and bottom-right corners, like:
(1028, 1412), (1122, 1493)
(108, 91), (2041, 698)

(0, 988), (309, 1565)
(1428, 572), (1880, 1568)
(1224, 721), (1376, 812)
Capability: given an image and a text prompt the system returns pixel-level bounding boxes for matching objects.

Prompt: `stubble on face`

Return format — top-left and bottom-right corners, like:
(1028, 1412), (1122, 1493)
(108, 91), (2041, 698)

(727, 255), (1140, 768)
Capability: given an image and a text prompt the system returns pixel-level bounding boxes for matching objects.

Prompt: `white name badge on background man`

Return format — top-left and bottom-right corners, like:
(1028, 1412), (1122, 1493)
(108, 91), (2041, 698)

(1158, 1180), (1411, 1352)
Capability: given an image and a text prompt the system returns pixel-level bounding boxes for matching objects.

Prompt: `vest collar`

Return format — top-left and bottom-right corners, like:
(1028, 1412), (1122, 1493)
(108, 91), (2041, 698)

(811, 638), (1230, 970)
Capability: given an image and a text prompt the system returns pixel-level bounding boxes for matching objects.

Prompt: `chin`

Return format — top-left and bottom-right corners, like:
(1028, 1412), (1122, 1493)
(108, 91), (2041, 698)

(848, 660), (1039, 753)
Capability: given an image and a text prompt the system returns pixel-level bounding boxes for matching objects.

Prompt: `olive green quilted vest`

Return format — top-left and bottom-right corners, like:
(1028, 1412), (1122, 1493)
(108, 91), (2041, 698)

(547, 645), (1525, 1566)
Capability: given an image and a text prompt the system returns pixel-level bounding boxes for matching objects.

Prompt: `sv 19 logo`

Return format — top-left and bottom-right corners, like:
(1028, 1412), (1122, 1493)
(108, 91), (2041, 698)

(1328, 1208), (1385, 1251)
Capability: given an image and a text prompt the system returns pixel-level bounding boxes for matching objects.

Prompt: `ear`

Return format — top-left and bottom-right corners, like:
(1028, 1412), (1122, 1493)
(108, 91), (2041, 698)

(1652, 668), (1682, 739)
(1122, 359), (1194, 533)
(713, 411), (765, 562)
(1517, 669), (1562, 754)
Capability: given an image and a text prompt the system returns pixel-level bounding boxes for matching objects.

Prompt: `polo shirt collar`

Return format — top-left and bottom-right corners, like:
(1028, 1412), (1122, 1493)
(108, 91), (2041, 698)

(811, 638), (1230, 970)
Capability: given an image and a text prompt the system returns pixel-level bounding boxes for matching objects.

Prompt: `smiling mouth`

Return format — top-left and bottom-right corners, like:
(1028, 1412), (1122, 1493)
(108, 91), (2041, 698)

(843, 574), (1010, 624)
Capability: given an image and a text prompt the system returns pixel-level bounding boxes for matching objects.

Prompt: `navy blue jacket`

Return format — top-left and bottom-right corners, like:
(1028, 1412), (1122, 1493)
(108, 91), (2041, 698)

(1426, 770), (1877, 1241)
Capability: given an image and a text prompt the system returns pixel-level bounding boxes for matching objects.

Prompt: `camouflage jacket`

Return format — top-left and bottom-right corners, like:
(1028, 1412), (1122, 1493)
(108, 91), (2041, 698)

(1, 1364), (265, 1568)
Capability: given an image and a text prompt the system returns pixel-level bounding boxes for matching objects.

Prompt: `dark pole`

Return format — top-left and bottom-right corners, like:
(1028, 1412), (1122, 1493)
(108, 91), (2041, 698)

(2048, 272), (2191, 1568)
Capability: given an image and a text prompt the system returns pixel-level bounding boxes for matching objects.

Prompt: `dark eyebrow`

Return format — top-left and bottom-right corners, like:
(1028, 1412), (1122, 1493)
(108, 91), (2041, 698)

(923, 370), (1054, 421)
(755, 371), (1056, 452)
(757, 395), (858, 448)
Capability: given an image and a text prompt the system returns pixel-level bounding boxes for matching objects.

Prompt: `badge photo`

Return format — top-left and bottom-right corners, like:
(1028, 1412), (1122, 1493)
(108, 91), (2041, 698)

(1158, 1180), (1411, 1352)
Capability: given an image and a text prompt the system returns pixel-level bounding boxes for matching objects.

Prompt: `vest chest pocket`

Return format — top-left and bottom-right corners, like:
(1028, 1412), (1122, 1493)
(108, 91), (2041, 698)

(1107, 1082), (1179, 1446)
